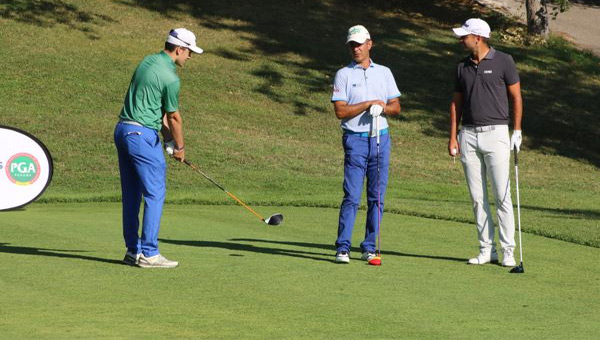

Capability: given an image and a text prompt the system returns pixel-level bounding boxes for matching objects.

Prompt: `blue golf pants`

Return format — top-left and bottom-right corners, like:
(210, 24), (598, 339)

(114, 122), (166, 257)
(336, 133), (390, 253)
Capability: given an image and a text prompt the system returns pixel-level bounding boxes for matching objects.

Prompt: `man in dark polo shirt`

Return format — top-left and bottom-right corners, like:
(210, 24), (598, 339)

(448, 18), (523, 267)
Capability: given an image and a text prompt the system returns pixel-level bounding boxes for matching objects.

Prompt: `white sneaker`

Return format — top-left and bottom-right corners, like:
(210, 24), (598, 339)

(138, 254), (179, 268)
(502, 248), (516, 267)
(123, 251), (141, 266)
(468, 248), (499, 265)
(361, 252), (376, 261)
(335, 251), (350, 264)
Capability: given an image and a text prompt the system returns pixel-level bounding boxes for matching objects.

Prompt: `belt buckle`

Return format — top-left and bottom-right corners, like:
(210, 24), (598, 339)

(464, 125), (495, 133)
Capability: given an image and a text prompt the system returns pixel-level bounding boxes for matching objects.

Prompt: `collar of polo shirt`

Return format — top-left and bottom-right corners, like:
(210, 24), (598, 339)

(351, 59), (375, 69)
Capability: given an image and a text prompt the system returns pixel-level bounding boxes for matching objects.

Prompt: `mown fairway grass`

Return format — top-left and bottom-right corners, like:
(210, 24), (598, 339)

(1, 203), (599, 339)
(0, 0), (599, 338)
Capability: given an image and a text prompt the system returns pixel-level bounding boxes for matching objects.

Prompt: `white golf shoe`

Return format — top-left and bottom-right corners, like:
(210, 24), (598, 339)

(502, 248), (517, 267)
(335, 251), (350, 264)
(138, 254), (179, 268)
(361, 252), (376, 261)
(468, 248), (499, 265)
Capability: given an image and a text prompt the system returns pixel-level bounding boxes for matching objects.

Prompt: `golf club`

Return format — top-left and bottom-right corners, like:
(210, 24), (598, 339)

(369, 114), (382, 266)
(182, 160), (283, 226)
(510, 149), (524, 274)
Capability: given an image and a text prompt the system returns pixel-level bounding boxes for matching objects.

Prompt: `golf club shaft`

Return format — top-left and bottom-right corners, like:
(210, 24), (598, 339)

(514, 151), (523, 264)
(183, 160), (266, 222)
(376, 115), (381, 257)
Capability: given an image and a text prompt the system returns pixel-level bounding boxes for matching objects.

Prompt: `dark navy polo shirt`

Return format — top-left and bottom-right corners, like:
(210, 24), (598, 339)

(454, 47), (520, 126)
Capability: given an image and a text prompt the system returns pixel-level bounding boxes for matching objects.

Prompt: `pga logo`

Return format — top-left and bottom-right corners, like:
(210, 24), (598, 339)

(5, 153), (40, 185)
(11, 161), (36, 173)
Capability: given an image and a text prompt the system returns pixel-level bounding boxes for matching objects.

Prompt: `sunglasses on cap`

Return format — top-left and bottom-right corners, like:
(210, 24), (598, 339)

(169, 29), (192, 47)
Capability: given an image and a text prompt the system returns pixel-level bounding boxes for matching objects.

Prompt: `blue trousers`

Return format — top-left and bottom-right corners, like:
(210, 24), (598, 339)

(114, 122), (166, 257)
(336, 133), (390, 253)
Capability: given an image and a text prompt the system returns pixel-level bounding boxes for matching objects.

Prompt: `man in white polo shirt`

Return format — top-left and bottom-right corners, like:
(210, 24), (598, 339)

(448, 18), (523, 267)
(331, 25), (401, 263)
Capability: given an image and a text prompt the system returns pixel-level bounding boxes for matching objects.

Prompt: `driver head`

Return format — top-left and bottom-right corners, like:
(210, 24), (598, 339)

(265, 213), (283, 226)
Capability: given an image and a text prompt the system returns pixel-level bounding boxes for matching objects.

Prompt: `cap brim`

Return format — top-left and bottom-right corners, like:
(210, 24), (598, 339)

(189, 45), (203, 54)
(346, 36), (368, 44)
(452, 27), (470, 37)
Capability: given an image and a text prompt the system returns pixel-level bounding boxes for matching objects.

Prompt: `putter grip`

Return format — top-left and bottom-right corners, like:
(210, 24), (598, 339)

(514, 148), (518, 165)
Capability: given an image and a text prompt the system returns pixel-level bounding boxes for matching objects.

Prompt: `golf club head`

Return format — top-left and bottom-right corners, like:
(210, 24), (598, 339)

(265, 213), (283, 226)
(510, 264), (525, 274)
(368, 256), (382, 266)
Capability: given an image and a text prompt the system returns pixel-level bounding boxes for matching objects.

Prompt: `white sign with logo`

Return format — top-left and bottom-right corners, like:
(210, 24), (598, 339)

(0, 126), (53, 210)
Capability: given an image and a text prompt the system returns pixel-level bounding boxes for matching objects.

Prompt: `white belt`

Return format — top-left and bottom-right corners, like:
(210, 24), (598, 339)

(462, 125), (497, 133)
(119, 119), (143, 127)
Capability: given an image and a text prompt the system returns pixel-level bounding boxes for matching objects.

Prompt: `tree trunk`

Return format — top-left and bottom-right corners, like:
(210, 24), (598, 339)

(526, 0), (549, 38)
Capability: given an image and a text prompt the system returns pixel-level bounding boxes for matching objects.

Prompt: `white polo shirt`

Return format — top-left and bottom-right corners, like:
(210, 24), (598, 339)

(331, 60), (401, 133)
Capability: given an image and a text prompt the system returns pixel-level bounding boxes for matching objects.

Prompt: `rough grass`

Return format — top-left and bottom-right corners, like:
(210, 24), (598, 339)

(0, 0), (598, 246)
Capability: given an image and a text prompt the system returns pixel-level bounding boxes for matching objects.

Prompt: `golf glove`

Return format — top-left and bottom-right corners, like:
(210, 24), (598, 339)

(510, 130), (522, 153)
(370, 104), (384, 117)
(164, 140), (175, 156)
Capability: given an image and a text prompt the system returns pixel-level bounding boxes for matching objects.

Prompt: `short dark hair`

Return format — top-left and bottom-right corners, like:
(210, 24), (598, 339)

(164, 42), (178, 52)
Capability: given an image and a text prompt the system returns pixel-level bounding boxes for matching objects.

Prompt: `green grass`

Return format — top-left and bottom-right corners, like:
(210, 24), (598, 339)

(1, 203), (598, 339)
(0, 0), (598, 337)
(0, 0), (598, 247)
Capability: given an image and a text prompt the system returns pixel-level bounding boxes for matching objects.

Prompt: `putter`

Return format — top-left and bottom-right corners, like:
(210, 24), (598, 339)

(182, 160), (283, 226)
(369, 114), (382, 266)
(510, 149), (524, 273)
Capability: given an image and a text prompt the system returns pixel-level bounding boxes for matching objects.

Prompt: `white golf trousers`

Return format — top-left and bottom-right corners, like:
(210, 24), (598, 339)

(459, 125), (516, 251)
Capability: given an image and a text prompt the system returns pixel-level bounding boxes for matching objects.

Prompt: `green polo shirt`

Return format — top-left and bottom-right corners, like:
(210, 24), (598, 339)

(119, 51), (180, 131)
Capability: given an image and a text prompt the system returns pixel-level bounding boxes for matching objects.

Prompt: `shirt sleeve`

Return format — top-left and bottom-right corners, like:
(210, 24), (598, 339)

(162, 79), (180, 113)
(385, 68), (401, 100)
(504, 55), (520, 85)
(453, 64), (462, 93)
(331, 70), (347, 102)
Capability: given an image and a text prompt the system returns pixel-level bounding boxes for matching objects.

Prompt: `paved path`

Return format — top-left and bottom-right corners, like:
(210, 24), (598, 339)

(476, 0), (600, 55)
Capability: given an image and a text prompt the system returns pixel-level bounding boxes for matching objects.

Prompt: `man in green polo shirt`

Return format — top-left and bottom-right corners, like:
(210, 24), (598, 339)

(114, 28), (203, 268)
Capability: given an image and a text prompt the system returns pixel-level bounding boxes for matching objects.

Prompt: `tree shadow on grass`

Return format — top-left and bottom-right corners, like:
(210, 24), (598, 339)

(0, 0), (116, 39)
(160, 238), (466, 263)
(521, 205), (600, 220)
(116, 0), (506, 118)
(398, 196), (600, 221)
(118, 0), (600, 167)
(231, 238), (467, 262)
(0, 242), (124, 265)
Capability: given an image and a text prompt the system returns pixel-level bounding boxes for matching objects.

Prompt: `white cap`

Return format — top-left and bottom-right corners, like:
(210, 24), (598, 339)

(452, 18), (491, 38)
(166, 28), (204, 54)
(346, 25), (371, 44)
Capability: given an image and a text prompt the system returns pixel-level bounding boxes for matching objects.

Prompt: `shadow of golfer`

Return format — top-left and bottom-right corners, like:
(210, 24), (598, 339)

(0, 243), (123, 265)
(159, 239), (336, 263)
(229, 239), (467, 263)
(160, 238), (466, 263)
